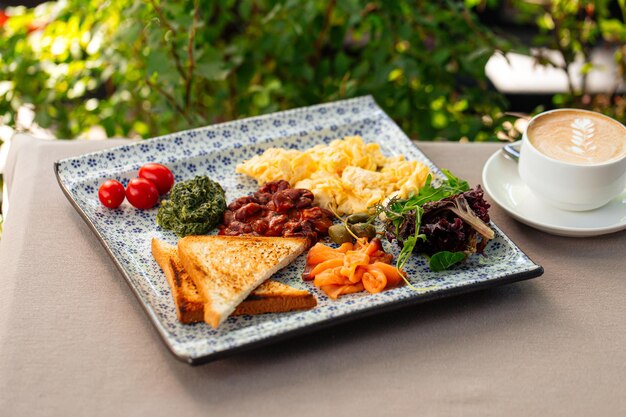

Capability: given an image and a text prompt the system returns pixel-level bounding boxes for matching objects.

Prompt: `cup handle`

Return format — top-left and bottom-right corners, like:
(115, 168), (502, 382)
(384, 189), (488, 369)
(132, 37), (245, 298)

(502, 141), (521, 162)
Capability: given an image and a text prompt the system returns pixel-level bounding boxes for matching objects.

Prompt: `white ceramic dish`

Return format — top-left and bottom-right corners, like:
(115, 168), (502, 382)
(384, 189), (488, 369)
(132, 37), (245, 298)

(482, 142), (626, 237)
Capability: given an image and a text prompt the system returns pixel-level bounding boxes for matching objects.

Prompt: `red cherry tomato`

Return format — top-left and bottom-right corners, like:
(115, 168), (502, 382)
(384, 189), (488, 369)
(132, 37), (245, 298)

(138, 163), (175, 195)
(126, 178), (159, 209)
(98, 179), (125, 209)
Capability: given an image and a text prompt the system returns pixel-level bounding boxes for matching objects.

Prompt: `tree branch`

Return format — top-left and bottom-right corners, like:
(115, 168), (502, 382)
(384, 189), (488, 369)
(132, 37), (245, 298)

(185, 0), (200, 110)
(311, 0), (336, 66)
(146, 78), (193, 125)
(137, 20), (192, 126)
(148, 0), (189, 82)
(550, 9), (577, 98)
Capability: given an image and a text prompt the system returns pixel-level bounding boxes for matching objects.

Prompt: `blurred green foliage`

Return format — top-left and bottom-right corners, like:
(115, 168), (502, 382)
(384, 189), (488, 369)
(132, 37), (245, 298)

(0, 0), (515, 142)
(509, 0), (626, 120)
(0, 0), (624, 143)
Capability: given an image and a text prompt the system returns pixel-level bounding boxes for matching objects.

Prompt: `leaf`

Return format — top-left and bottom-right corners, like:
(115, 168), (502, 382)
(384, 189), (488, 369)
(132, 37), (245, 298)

(432, 49), (450, 65)
(146, 49), (169, 77)
(464, 0), (482, 9)
(441, 169), (470, 191)
(262, 4), (282, 24)
(579, 62), (594, 76)
(395, 206), (426, 271)
(164, 29), (173, 43)
(195, 61), (229, 81)
(238, 0), (253, 20)
(466, 46), (492, 63)
(429, 251), (466, 272)
(399, 170), (469, 210)
(599, 18), (626, 42)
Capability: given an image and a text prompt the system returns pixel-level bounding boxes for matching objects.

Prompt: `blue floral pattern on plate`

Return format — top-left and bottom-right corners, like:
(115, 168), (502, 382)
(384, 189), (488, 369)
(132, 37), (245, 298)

(55, 96), (542, 364)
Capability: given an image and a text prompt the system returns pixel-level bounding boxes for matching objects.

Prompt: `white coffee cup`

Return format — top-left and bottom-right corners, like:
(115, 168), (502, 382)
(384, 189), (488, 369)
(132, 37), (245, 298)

(519, 108), (626, 211)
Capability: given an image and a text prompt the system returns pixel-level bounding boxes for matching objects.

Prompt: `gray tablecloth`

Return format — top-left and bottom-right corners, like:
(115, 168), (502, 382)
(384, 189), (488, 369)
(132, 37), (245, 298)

(1, 135), (624, 416)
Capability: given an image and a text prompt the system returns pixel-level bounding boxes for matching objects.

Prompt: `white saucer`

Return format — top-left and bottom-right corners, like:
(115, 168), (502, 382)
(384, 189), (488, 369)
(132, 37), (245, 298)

(482, 146), (626, 237)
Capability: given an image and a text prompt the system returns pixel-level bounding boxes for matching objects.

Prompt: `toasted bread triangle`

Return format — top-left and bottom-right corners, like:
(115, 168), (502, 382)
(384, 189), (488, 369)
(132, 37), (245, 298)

(152, 238), (204, 323)
(177, 235), (308, 328)
(152, 238), (315, 324)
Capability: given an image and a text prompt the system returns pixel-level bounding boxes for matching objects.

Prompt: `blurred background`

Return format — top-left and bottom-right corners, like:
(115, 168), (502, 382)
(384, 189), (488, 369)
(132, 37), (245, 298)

(1, 0), (625, 142)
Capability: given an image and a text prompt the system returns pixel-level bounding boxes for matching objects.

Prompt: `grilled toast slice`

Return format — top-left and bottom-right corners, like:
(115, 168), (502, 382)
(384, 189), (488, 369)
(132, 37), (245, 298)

(177, 235), (308, 328)
(152, 238), (206, 324)
(232, 279), (316, 316)
(152, 238), (314, 325)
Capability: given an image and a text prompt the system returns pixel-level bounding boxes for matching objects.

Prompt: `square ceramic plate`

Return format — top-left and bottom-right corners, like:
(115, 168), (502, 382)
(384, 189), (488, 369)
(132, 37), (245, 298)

(55, 96), (543, 365)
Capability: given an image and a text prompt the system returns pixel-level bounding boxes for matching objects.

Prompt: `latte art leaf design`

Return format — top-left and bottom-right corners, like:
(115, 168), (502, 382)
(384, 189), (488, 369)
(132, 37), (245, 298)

(569, 117), (597, 154)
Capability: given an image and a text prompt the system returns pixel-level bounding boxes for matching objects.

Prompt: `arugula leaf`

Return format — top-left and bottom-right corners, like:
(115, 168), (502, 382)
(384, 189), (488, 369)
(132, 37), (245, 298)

(399, 170), (470, 210)
(429, 251), (467, 272)
(395, 206), (426, 271)
(441, 169), (469, 192)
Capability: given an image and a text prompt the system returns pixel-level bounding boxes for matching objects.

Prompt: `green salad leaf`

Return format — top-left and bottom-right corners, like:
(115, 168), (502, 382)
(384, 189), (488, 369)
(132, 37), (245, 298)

(402, 169), (470, 208)
(429, 251), (467, 272)
(394, 206), (426, 271)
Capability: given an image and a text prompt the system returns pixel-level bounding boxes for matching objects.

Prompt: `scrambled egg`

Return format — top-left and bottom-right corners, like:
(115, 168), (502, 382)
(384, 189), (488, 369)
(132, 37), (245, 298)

(236, 136), (430, 215)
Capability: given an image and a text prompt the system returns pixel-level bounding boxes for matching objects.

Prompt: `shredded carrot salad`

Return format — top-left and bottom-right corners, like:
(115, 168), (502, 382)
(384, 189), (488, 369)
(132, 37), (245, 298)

(303, 238), (404, 299)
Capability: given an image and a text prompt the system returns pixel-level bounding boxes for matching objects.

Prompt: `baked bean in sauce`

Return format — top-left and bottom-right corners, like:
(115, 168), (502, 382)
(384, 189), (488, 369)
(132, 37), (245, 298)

(218, 180), (333, 245)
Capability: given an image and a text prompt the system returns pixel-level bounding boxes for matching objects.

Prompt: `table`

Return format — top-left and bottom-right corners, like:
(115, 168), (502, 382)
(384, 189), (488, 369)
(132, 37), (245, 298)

(1, 134), (624, 416)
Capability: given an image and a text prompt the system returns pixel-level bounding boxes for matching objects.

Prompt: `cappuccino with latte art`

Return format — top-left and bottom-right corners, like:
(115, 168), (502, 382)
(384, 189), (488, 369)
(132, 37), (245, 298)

(518, 109), (626, 211)
(527, 109), (626, 165)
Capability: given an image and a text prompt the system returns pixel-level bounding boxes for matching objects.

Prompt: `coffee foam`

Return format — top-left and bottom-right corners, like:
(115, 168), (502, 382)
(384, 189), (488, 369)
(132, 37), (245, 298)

(528, 110), (626, 165)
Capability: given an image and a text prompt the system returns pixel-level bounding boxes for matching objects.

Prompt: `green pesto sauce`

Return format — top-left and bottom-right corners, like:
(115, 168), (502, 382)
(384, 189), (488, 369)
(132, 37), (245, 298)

(156, 175), (226, 237)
